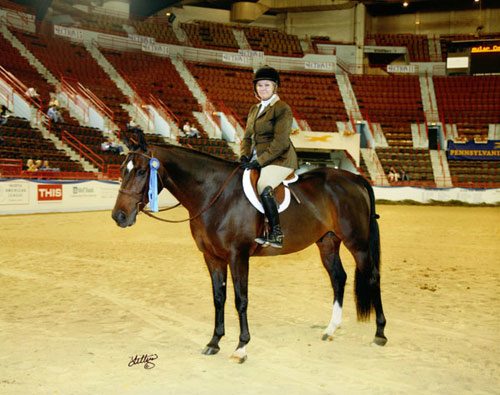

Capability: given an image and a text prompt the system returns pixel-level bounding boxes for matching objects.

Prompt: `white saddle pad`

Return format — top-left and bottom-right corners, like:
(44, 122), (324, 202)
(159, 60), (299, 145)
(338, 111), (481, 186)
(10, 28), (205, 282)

(242, 169), (299, 214)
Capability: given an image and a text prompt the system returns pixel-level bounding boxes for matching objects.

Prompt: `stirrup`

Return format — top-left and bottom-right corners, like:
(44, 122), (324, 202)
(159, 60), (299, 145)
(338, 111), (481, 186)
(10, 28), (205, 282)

(255, 235), (270, 247)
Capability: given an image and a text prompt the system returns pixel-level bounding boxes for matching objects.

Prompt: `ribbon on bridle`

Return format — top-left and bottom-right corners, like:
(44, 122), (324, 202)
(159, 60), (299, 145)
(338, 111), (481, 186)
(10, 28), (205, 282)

(119, 149), (240, 223)
(148, 157), (160, 212)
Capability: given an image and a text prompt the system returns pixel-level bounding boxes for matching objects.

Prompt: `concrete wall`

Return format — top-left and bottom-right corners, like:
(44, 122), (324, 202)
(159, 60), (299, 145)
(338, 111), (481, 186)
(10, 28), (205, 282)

(368, 8), (500, 35)
(286, 8), (356, 42)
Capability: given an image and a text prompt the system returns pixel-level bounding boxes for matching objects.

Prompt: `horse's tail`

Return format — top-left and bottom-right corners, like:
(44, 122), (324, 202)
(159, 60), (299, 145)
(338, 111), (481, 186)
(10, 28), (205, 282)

(355, 176), (381, 321)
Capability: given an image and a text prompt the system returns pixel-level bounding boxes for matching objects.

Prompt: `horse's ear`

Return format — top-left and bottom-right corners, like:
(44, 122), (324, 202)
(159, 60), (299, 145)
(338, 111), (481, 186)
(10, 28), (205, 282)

(123, 128), (148, 151)
(122, 134), (134, 150)
(136, 129), (148, 152)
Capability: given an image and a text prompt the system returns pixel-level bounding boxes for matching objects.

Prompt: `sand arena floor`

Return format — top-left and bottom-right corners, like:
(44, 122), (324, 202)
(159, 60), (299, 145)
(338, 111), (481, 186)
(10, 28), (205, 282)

(0, 205), (499, 394)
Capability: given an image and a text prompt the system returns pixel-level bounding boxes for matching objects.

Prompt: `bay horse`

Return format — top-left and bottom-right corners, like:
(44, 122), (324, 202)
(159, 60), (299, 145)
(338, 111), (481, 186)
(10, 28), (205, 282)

(112, 133), (387, 363)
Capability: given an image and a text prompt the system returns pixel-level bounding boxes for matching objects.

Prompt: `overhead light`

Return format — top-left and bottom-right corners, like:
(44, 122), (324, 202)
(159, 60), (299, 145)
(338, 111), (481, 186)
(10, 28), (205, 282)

(403, 1), (409, 6)
(474, 0), (480, 3)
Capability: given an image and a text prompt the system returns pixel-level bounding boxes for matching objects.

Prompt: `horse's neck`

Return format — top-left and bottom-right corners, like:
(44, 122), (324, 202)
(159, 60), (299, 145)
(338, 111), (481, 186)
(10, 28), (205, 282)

(157, 147), (232, 209)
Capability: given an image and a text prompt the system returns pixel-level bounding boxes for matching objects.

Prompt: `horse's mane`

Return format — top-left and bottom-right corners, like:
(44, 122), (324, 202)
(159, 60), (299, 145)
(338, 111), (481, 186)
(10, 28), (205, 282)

(151, 143), (239, 168)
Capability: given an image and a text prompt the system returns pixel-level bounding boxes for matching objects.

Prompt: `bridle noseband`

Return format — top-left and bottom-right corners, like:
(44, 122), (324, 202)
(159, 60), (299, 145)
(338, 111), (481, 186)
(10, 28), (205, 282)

(118, 150), (157, 208)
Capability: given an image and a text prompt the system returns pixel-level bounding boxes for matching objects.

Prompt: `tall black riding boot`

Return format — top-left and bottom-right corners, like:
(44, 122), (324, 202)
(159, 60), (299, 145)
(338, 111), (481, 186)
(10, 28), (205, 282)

(255, 186), (284, 248)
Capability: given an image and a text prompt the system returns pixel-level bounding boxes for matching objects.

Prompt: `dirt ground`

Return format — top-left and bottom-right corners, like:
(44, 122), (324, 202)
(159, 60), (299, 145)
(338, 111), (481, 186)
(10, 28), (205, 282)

(0, 205), (499, 394)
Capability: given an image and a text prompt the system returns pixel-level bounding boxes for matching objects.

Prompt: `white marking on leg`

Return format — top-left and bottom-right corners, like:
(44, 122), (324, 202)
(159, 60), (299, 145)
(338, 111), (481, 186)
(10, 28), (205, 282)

(230, 346), (247, 363)
(324, 301), (342, 338)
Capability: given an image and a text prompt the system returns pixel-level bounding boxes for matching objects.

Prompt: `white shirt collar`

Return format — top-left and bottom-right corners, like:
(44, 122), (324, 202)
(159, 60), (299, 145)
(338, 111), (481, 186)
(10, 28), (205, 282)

(260, 94), (276, 108)
(258, 94), (277, 115)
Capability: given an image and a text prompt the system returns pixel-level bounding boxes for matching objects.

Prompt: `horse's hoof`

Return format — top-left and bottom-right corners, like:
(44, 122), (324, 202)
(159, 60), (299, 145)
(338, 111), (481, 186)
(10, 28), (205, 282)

(202, 346), (220, 355)
(373, 336), (388, 346)
(230, 354), (247, 364)
(321, 333), (334, 341)
(230, 346), (247, 363)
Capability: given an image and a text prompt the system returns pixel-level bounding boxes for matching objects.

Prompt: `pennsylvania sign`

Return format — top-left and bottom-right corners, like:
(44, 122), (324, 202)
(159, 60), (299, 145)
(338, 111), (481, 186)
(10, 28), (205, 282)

(447, 140), (500, 161)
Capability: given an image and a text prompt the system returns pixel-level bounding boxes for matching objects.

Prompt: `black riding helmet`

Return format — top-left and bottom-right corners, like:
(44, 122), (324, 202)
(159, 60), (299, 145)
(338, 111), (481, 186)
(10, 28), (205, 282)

(253, 66), (280, 94)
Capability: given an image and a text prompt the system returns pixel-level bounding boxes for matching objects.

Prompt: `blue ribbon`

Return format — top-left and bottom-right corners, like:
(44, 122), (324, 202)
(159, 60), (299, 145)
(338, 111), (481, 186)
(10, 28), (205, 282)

(148, 158), (160, 212)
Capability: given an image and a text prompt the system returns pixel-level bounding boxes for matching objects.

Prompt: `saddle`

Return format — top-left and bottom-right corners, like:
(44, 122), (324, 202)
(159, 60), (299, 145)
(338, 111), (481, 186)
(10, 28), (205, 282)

(242, 169), (299, 214)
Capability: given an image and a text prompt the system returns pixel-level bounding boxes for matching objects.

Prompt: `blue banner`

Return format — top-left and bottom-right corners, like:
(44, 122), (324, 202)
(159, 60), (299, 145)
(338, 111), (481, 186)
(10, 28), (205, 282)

(447, 140), (500, 161)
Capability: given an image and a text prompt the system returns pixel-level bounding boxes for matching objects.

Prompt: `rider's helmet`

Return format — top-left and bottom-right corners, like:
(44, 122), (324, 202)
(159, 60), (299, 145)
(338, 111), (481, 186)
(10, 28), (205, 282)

(253, 66), (280, 94)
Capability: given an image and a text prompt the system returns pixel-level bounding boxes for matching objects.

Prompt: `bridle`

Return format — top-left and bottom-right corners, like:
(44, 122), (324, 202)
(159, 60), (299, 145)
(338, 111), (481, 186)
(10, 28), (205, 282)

(118, 149), (240, 223)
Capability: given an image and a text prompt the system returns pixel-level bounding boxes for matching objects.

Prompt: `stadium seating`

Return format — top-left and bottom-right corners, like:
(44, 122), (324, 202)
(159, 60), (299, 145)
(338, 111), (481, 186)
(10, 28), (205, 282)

(279, 70), (348, 132)
(185, 61), (255, 125)
(433, 75), (500, 140)
(365, 34), (430, 62)
(11, 28), (131, 129)
(376, 147), (435, 184)
(350, 74), (424, 147)
(0, 33), (53, 109)
(448, 160), (500, 187)
(101, 49), (204, 135)
(0, 117), (87, 172)
(241, 26), (303, 58)
(181, 21), (239, 52)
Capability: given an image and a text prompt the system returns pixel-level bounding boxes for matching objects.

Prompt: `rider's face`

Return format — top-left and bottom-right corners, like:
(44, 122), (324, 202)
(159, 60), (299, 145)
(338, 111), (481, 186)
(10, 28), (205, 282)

(255, 80), (275, 101)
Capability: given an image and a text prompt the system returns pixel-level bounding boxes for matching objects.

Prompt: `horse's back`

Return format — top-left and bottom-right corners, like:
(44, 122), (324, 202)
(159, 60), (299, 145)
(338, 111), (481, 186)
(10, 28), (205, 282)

(249, 168), (373, 256)
(298, 167), (371, 204)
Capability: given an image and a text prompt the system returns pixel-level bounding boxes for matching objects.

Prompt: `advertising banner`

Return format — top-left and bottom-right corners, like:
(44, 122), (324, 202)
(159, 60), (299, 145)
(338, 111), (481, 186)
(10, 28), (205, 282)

(447, 140), (500, 161)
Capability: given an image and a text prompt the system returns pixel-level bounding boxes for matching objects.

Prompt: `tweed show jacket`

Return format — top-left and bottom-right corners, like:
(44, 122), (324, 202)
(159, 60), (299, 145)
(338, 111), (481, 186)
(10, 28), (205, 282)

(241, 95), (298, 169)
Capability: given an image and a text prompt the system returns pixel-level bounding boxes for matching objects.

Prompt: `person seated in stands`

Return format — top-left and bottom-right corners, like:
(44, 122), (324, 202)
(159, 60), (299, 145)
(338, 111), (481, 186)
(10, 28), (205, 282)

(101, 137), (123, 154)
(48, 96), (60, 109)
(0, 104), (12, 126)
(454, 135), (468, 143)
(39, 160), (53, 171)
(47, 105), (63, 123)
(182, 121), (200, 138)
(26, 158), (38, 172)
(388, 166), (400, 182)
(25, 87), (40, 106)
(399, 167), (410, 181)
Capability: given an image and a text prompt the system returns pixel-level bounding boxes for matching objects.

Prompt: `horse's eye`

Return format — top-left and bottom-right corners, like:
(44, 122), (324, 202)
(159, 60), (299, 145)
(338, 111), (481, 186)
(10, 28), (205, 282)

(137, 169), (147, 176)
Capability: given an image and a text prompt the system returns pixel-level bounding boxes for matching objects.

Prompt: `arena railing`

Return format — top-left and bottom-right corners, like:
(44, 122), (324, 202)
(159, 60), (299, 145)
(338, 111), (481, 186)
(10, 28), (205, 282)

(60, 76), (113, 123)
(0, 65), (42, 111)
(149, 94), (179, 127)
(0, 158), (22, 176)
(61, 130), (105, 172)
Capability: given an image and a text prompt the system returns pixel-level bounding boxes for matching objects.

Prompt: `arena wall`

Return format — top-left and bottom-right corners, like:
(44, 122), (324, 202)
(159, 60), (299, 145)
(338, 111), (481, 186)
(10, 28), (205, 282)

(0, 179), (497, 215)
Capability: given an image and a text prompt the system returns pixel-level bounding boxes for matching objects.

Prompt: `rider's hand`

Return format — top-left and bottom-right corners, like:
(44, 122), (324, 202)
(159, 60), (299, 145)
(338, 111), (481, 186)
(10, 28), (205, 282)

(239, 155), (250, 164)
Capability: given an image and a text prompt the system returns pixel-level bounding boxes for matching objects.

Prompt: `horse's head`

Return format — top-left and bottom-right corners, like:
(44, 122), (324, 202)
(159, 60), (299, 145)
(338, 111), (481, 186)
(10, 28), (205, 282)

(112, 131), (152, 227)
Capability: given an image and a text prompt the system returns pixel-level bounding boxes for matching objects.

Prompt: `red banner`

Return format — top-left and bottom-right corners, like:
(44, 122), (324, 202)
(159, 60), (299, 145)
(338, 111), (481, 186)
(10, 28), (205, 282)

(37, 184), (63, 201)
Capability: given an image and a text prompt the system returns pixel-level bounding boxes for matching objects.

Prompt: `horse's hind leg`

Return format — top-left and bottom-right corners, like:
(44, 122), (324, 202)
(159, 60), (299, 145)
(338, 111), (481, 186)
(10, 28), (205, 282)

(202, 253), (228, 356)
(351, 248), (387, 346)
(317, 232), (346, 341)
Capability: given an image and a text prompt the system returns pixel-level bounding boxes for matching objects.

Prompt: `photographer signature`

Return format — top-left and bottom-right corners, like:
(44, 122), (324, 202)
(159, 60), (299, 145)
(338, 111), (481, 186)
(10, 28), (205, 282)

(128, 353), (158, 369)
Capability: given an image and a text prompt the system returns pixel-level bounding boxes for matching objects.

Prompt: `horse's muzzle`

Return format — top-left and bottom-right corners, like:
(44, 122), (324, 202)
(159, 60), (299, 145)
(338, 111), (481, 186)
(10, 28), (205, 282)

(112, 208), (137, 228)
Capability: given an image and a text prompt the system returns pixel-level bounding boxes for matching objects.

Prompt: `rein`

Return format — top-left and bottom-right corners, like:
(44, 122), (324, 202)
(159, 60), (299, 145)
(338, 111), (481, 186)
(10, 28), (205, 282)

(142, 165), (240, 223)
(119, 150), (240, 223)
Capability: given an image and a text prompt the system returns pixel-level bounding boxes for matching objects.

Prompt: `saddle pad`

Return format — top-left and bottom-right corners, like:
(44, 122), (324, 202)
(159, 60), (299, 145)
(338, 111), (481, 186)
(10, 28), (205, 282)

(242, 169), (298, 214)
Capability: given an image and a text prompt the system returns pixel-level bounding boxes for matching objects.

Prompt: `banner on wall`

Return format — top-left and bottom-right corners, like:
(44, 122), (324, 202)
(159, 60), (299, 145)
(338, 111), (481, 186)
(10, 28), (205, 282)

(0, 179), (178, 215)
(447, 140), (500, 161)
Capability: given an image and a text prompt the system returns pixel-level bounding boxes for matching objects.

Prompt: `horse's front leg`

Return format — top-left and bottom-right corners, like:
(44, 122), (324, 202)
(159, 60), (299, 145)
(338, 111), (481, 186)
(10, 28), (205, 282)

(202, 253), (228, 356)
(229, 251), (250, 363)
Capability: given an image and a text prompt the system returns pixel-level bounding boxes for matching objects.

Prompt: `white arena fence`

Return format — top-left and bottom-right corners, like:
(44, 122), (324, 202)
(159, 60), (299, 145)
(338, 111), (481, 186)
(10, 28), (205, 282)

(0, 179), (497, 215)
